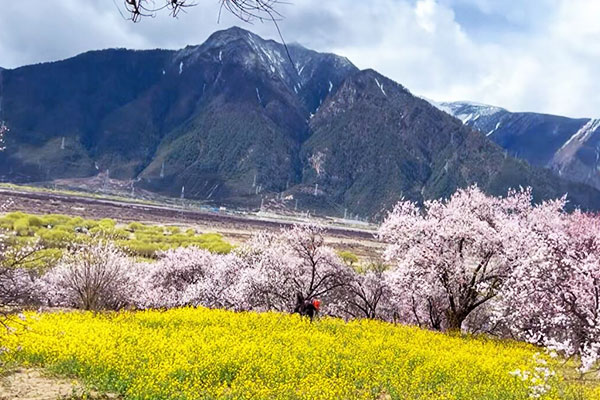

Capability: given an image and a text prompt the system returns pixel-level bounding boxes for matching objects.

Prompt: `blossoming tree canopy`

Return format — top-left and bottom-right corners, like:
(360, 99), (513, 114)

(378, 186), (538, 331)
(504, 205), (600, 372)
(236, 224), (354, 313)
(41, 241), (136, 310)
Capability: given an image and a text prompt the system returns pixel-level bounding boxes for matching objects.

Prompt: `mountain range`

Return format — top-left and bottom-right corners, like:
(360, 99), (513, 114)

(436, 101), (600, 192)
(1, 26), (599, 220)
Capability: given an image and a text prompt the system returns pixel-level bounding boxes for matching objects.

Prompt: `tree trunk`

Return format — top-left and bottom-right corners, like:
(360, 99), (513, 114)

(445, 311), (465, 332)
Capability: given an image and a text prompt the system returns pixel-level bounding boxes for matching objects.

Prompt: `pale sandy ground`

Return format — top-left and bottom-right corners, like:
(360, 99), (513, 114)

(0, 369), (117, 400)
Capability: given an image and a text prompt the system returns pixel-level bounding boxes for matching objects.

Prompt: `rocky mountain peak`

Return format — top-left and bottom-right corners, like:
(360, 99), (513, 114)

(204, 26), (259, 46)
(436, 101), (507, 124)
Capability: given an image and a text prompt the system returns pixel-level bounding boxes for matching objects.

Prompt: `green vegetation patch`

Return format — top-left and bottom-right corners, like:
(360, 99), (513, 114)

(0, 212), (233, 266)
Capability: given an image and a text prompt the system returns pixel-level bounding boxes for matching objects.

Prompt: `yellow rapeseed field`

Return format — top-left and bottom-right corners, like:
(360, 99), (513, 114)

(0, 308), (597, 399)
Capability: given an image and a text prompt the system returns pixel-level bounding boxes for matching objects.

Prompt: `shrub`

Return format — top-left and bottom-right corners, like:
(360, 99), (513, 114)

(27, 215), (43, 228)
(36, 228), (76, 248)
(337, 251), (359, 267)
(121, 240), (163, 259)
(40, 214), (72, 228)
(4, 211), (27, 221)
(127, 222), (143, 232)
(12, 217), (32, 236)
(166, 226), (180, 235)
(111, 228), (131, 241)
(200, 241), (233, 254)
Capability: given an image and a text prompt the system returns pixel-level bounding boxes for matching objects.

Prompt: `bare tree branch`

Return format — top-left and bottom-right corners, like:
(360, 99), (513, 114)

(120, 1), (287, 23)
(119, 1), (294, 64)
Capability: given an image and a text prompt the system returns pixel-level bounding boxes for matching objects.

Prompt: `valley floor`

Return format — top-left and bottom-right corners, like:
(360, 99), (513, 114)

(0, 186), (382, 258)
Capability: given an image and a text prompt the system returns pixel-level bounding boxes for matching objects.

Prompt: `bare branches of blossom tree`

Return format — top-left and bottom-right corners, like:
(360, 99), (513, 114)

(0, 201), (46, 329)
(120, 0), (285, 23)
(122, 0), (196, 22)
(345, 259), (393, 320)
(119, 0), (294, 62)
(218, 0), (285, 23)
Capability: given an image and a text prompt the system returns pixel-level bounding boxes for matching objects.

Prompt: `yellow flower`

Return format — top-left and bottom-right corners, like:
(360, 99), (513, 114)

(0, 308), (594, 399)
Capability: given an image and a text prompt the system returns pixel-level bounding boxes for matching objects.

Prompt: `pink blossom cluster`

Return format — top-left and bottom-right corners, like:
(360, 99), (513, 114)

(380, 186), (600, 372)
(35, 225), (360, 317)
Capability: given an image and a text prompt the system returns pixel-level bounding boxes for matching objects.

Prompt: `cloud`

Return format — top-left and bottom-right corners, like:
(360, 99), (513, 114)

(0, 0), (598, 118)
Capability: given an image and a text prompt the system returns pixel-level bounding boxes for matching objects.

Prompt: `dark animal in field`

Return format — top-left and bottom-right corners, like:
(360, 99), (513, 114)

(294, 292), (321, 320)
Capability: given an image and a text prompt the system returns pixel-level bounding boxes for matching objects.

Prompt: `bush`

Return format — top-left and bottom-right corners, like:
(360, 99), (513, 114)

(36, 228), (76, 248)
(198, 233), (224, 243)
(40, 214), (72, 228)
(27, 215), (43, 228)
(127, 222), (143, 232)
(98, 219), (116, 229)
(111, 228), (131, 241)
(165, 226), (180, 235)
(121, 241), (163, 259)
(13, 217), (32, 236)
(4, 211), (27, 221)
(200, 241), (233, 254)
(338, 251), (359, 267)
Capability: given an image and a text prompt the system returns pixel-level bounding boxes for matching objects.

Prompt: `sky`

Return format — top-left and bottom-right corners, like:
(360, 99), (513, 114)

(0, 0), (599, 118)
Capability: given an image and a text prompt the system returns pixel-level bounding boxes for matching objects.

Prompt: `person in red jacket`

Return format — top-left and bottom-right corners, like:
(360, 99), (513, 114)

(294, 292), (320, 321)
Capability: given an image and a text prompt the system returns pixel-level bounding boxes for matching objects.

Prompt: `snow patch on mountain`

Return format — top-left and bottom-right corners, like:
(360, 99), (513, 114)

(560, 119), (600, 150)
(430, 101), (506, 125)
(255, 88), (262, 105)
(487, 122), (501, 136)
(374, 78), (387, 96)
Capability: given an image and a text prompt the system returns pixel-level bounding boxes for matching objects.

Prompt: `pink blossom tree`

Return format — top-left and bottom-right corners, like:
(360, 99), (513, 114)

(40, 241), (135, 310)
(561, 212), (600, 372)
(237, 224), (354, 315)
(379, 186), (534, 331)
(344, 259), (395, 320)
(0, 237), (43, 311)
(136, 246), (243, 310)
(502, 205), (600, 373)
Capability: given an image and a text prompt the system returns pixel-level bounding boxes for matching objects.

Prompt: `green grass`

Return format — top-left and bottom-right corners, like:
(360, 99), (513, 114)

(0, 212), (233, 268)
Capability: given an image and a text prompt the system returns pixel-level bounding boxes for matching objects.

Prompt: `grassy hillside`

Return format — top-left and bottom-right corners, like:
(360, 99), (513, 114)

(1, 308), (597, 399)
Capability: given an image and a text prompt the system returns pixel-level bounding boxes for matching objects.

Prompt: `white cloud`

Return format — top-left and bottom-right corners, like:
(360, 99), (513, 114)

(0, 0), (598, 118)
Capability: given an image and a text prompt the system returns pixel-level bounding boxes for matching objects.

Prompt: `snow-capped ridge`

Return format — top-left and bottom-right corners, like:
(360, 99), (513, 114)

(560, 119), (600, 150)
